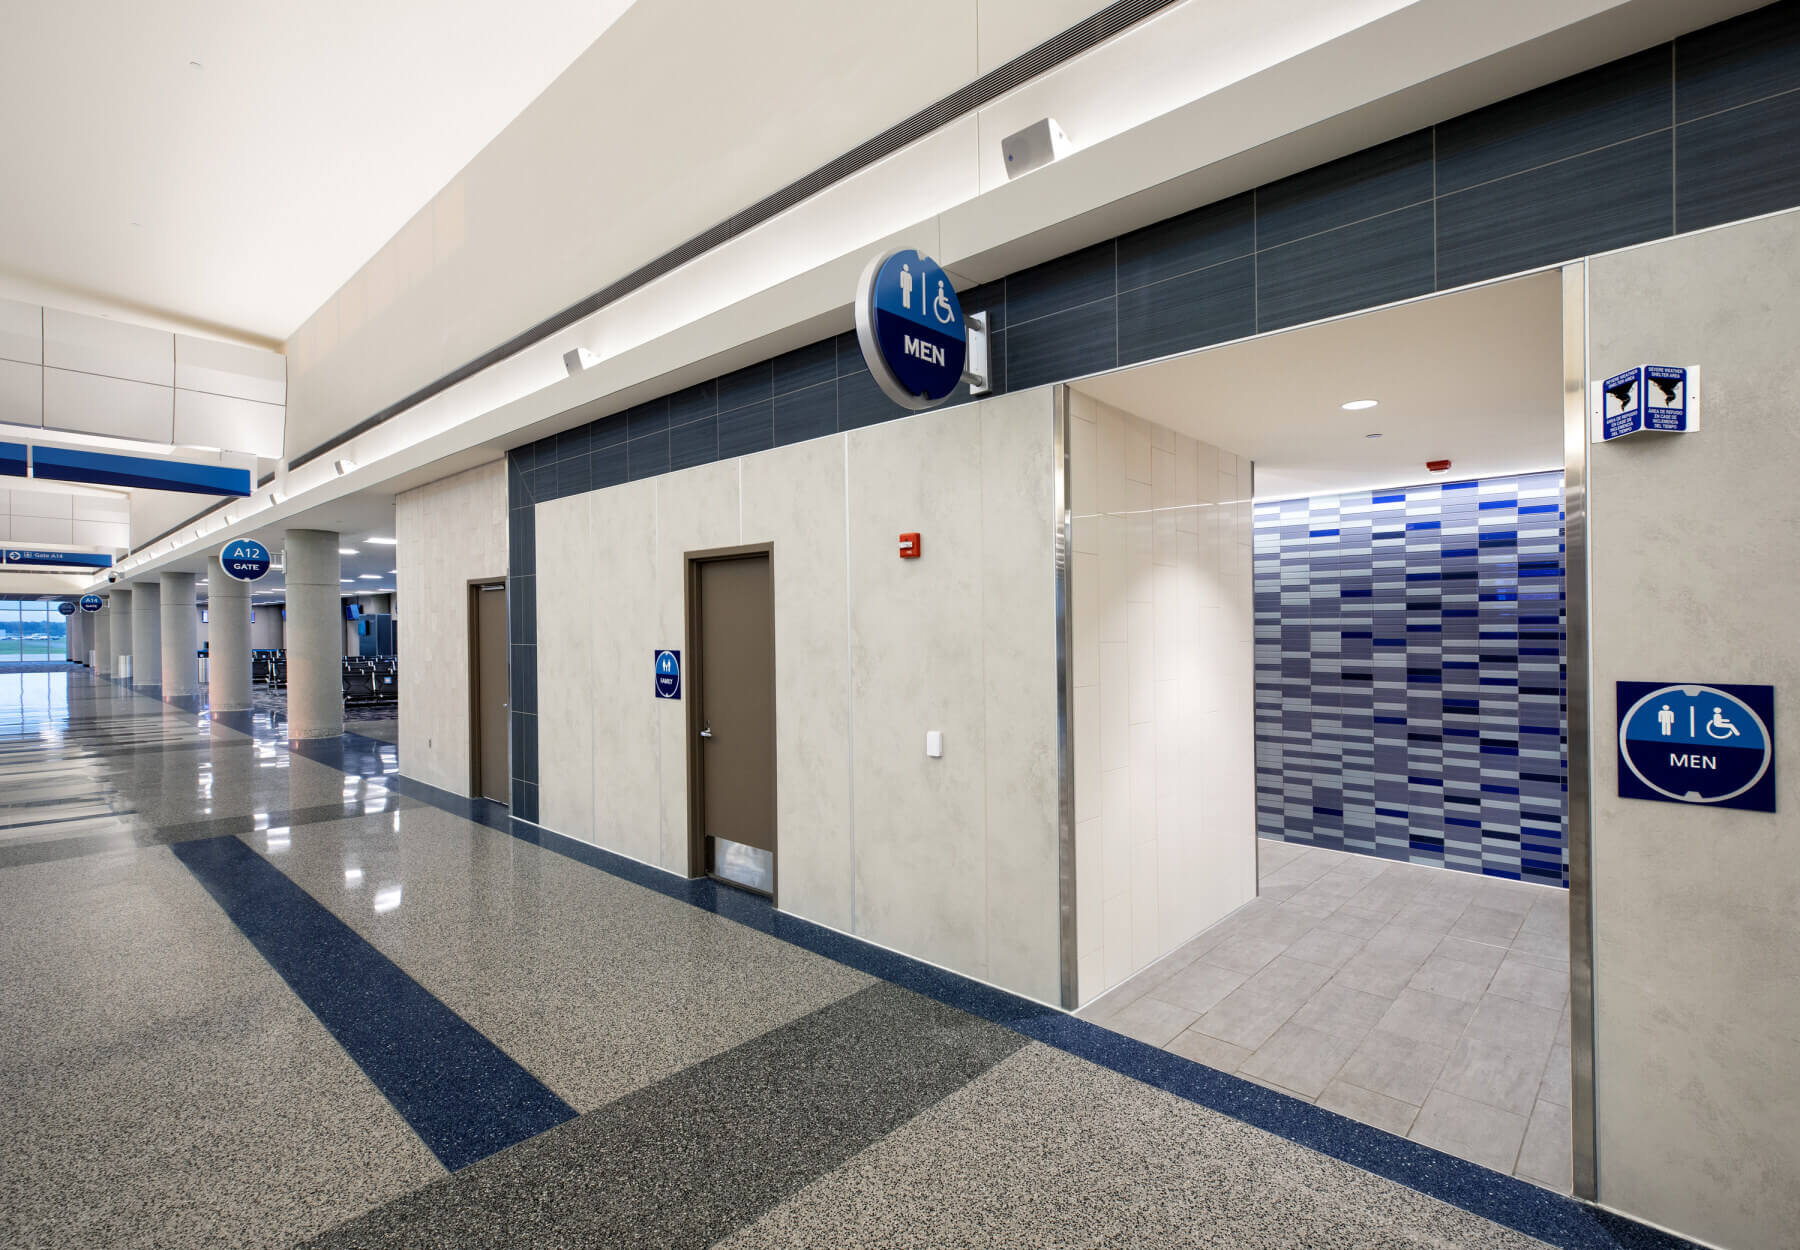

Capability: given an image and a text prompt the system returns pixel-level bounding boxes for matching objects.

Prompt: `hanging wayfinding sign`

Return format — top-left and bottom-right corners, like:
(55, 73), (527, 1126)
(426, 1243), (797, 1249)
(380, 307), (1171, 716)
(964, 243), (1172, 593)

(855, 248), (989, 410)
(219, 538), (272, 581)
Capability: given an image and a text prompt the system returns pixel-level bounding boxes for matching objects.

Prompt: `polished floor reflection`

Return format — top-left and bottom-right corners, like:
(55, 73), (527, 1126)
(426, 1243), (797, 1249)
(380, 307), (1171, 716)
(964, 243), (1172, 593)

(1, 667), (1669, 1249)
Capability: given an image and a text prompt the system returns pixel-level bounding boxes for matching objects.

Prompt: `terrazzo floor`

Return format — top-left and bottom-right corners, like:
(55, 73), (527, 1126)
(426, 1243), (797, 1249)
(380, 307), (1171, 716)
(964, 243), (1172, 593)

(1, 666), (1647, 1249)
(1080, 839), (1574, 1191)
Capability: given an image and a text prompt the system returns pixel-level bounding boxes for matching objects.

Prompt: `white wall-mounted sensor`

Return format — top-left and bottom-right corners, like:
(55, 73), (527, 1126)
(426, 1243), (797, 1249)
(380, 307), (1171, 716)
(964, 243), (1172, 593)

(563, 347), (599, 375)
(926, 730), (943, 758)
(1001, 118), (1072, 180)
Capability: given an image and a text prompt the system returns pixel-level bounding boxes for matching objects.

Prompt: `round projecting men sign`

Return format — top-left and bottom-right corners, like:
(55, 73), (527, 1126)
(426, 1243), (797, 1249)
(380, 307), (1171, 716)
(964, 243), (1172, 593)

(855, 249), (967, 410)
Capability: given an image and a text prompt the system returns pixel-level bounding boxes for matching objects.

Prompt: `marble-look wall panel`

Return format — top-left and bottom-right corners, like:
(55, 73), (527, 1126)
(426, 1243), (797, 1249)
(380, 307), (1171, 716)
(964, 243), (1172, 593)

(531, 390), (1064, 1003)
(585, 479), (661, 867)
(739, 436), (853, 933)
(976, 392), (1060, 1003)
(1587, 208), (1800, 1250)
(846, 407), (993, 985)
(394, 460), (507, 796)
(535, 492), (595, 840)
(1068, 391), (1256, 1004)
(653, 461), (743, 871)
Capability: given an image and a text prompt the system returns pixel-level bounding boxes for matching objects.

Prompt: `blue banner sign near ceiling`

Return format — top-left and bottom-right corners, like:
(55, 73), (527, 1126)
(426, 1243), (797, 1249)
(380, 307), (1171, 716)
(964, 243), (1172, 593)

(855, 248), (967, 410)
(0, 442), (25, 477)
(3, 548), (114, 569)
(30, 445), (252, 497)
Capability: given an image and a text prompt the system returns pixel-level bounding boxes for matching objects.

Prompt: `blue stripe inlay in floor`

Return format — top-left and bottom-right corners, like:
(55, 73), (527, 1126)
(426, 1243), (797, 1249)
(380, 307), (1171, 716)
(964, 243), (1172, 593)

(269, 723), (1695, 1249)
(169, 832), (576, 1171)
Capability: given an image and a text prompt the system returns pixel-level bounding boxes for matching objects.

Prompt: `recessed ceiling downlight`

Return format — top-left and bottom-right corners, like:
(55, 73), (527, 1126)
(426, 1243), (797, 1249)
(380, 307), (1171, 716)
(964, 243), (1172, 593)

(1341, 399), (1379, 411)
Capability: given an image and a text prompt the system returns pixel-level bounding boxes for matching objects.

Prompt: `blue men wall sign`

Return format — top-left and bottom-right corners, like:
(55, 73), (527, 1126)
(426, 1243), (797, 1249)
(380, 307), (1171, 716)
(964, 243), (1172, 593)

(218, 538), (272, 582)
(1617, 682), (1775, 812)
(654, 649), (681, 700)
(79, 594), (103, 612)
(855, 248), (967, 409)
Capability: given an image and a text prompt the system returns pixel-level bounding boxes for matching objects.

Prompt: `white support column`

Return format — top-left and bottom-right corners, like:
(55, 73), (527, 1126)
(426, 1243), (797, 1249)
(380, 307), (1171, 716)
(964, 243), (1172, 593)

(110, 588), (133, 682)
(284, 529), (343, 739)
(95, 599), (112, 675)
(209, 558), (252, 712)
(161, 572), (199, 697)
(132, 582), (163, 690)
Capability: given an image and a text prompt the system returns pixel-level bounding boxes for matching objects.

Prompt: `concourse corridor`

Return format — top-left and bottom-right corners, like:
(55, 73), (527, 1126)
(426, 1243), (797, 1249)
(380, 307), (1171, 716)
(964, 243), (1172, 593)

(1, 667), (1668, 1249)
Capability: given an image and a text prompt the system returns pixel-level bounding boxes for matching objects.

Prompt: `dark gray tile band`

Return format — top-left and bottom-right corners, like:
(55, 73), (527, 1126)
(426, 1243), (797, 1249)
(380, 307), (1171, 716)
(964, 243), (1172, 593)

(298, 981), (1028, 1250)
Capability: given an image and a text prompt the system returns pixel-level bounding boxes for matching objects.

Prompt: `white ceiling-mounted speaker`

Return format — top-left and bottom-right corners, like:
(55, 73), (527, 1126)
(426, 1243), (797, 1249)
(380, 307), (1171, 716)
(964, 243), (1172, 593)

(563, 347), (599, 375)
(1001, 118), (1072, 180)
(334, 458), (356, 476)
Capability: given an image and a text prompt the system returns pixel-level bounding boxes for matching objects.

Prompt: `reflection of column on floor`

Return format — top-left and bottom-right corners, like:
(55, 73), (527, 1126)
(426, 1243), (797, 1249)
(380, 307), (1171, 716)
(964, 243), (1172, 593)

(1080, 841), (1575, 1192)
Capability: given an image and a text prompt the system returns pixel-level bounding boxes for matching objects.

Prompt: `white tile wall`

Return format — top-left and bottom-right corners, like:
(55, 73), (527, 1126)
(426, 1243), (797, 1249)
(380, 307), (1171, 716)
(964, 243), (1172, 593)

(0, 298), (42, 365)
(1069, 390), (1257, 1005)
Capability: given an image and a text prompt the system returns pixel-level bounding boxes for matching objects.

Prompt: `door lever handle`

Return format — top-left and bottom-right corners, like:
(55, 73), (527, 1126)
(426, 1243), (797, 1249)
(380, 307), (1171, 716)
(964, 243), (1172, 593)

(699, 723), (713, 739)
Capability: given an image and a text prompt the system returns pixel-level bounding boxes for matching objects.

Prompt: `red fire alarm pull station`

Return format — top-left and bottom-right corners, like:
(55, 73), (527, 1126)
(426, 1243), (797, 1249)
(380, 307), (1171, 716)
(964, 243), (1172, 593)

(898, 532), (921, 559)
(1427, 459), (1452, 473)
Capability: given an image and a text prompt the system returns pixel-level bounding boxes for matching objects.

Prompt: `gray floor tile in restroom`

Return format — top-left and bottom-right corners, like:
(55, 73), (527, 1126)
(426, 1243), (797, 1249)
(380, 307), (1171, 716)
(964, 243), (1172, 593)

(1080, 840), (1576, 1190)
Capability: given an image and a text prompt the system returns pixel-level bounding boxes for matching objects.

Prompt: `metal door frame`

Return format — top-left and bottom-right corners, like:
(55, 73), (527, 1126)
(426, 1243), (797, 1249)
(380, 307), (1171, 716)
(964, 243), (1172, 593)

(467, 578), (508, 803)
(682, 543), (777, 900)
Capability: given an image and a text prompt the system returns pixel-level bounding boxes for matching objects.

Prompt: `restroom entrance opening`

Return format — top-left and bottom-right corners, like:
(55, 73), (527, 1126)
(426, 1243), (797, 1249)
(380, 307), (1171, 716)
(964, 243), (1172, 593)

(470, 580), (510, 804)
(1065, 269), (1578, 1190)
(685, 546), (777, 896)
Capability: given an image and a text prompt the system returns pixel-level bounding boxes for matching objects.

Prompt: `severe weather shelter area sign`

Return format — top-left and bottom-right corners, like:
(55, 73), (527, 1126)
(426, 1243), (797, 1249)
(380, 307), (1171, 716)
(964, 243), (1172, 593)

(1617, 682), (1775, 812)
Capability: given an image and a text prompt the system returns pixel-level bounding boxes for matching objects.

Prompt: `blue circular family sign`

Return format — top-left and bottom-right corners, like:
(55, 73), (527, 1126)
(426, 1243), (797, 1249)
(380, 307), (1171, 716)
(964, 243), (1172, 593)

(219, 538), (272, 582)
(855, 248), (966, 410)
(1617, 682), (1775, 810)
(57, 600), (77, 616)
(79, 594), (103, 612)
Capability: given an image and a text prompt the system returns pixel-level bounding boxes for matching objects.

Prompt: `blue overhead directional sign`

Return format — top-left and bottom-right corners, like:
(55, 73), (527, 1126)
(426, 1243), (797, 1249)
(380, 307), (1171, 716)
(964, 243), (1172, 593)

(3, 548), (114, 569)
(654, 649), (681, 700)
(1617, 681), (1775, 812)
(219, 538), (272, 581)
(856, 248), (966, 410)
(79, 594), (103, 612)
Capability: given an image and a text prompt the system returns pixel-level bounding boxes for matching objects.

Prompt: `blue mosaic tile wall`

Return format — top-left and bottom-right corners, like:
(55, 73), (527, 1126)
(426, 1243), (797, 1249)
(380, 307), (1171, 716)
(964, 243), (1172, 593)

(1252, 472), (1568, 886)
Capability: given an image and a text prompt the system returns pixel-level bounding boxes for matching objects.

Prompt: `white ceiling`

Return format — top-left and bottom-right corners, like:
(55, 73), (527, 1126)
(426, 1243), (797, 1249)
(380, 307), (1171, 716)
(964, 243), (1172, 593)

(0, 0), (636, 343)
(1074, 272), (1566, 500)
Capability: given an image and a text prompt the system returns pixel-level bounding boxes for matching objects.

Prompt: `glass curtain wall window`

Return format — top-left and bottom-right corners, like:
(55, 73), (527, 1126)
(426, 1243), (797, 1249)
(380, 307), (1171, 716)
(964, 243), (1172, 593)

(0, 603), (65, 662)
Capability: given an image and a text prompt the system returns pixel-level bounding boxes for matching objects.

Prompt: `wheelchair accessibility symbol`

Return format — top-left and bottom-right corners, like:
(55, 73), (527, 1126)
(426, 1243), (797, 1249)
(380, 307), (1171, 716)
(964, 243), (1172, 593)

(1618, 681), (1775, 811)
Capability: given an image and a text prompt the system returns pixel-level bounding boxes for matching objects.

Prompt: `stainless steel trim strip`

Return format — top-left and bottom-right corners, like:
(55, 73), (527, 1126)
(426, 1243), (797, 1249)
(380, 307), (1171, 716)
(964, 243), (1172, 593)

(1562, 260), (1599, 1201)
(1053, 385), (1079, 1009)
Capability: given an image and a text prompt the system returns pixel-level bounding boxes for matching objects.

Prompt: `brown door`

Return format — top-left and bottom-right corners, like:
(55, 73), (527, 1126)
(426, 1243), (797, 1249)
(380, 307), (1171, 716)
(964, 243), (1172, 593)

(694, 553), (776, 893)
(474, 583), (510, 803)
